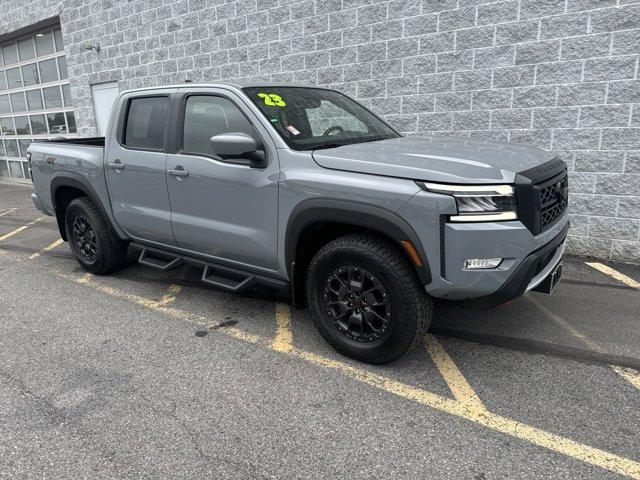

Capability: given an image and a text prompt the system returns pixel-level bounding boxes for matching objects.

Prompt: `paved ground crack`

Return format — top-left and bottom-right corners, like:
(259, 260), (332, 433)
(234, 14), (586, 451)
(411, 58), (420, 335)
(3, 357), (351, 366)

(144, 398), (273, 479)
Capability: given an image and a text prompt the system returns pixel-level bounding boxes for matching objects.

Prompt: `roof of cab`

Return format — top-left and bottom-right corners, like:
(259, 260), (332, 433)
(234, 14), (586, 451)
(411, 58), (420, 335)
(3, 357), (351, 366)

(121, 81), (331, 95)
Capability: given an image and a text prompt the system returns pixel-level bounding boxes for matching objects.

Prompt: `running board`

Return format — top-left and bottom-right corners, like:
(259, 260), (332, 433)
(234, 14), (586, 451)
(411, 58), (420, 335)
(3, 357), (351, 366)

(130, 242), (285, 294)
(201, 264), (255, 292)
(138, 247), (183, 271)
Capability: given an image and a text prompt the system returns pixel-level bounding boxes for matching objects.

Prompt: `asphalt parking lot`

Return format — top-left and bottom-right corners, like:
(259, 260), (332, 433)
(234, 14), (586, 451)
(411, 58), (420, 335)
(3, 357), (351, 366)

(1, 182), (639, 479)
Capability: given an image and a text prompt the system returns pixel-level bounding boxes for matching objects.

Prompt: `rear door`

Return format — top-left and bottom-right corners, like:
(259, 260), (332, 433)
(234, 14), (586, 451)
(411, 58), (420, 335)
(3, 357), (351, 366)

(164, 87), (280, 272)
(105, 89), (176, 245)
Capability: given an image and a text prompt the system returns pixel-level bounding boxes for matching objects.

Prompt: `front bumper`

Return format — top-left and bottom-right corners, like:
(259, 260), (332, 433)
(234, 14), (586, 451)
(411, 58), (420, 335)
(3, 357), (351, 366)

(398, 188), (569, 301)
(436, 213), (569, 300)
(524, 239), (565, 293)
(459, 222), (568, 309)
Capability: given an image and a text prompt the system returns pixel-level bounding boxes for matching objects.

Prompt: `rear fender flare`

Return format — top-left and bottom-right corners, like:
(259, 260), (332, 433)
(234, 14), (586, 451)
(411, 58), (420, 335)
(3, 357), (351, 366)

(50, 173), (127, 241)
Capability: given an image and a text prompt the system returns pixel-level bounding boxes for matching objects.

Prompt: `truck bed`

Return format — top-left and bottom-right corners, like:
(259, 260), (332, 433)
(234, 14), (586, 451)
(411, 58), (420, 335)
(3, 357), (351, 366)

(32, 137), (105, 147)
(28, 137), (108, 217)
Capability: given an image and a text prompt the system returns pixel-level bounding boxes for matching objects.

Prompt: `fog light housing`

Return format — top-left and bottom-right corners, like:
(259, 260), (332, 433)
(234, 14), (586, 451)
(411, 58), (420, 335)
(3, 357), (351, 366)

(464, 258), (503, 270)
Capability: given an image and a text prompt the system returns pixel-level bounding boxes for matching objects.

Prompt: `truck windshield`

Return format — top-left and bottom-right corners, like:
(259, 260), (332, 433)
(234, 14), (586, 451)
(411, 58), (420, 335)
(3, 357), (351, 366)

(243, 87), (400, 151)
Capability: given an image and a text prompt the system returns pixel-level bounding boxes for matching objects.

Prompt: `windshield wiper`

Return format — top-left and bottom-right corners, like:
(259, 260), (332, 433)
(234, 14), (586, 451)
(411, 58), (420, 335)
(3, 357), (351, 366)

(310, 142), (348, 151)
(311, 135), (395, 151)
(359, 135), (393, 144)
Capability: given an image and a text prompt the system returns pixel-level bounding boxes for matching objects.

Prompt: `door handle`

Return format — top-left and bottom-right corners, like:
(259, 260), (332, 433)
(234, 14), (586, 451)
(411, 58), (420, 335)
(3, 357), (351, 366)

(107, 160), (125, 170)
(168, 168), (189, 178)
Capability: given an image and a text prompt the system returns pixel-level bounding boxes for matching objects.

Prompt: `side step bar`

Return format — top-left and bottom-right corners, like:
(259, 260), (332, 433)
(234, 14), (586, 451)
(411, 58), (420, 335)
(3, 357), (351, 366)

(202, 264), (254, 292)
(138, 247), (183, 271)
(130, 243), (287, 293)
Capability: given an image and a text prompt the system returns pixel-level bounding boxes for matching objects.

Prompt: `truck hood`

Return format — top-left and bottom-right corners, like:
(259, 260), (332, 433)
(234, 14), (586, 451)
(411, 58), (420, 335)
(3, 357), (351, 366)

(311, 136), (557, 184)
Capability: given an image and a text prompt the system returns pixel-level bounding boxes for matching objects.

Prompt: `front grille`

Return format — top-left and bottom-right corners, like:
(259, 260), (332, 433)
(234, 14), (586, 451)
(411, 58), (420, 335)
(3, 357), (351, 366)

(537, 172), (569, 231)
(515, 158), (569, 235)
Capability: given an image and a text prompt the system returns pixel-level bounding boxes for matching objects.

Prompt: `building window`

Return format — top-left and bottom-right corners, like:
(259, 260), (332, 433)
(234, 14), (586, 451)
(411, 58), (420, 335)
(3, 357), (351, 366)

(0, 26), (73, 180)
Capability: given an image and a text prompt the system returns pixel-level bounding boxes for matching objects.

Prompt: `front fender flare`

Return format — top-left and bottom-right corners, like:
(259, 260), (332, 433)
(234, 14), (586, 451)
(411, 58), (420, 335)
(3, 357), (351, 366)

(285, 199), (432, 306)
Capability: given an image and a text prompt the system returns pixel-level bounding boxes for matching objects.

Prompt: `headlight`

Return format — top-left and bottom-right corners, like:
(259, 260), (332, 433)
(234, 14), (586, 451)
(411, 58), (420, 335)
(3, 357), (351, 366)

(418, 182), (517, 222)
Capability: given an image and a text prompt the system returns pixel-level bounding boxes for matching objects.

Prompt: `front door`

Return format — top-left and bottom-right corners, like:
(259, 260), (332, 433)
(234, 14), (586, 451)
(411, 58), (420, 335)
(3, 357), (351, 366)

(165, 89), (279, 272)
(105, 90), (176, 245)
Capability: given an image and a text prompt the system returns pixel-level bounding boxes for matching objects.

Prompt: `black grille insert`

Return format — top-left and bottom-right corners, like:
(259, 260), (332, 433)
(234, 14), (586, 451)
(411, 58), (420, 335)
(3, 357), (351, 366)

(515, 158), (569, 235)
(537, 172), (568, 231)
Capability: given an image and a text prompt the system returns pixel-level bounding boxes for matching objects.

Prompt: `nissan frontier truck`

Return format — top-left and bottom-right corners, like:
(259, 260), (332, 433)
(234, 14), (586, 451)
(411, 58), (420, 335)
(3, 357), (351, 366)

(28, 83), (569, 364)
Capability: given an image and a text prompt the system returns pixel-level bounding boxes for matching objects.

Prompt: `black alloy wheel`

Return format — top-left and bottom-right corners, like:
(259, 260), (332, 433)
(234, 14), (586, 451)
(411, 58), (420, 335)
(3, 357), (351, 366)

(64, 197), (128, 274)
(323, 266), (392, 342)
(71, 215), (98, 264)
(306, 234), (433, 364)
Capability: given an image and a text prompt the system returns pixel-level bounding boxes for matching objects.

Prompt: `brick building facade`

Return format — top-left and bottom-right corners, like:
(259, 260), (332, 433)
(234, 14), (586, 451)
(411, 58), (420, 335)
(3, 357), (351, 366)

(1, 0), (639, 261)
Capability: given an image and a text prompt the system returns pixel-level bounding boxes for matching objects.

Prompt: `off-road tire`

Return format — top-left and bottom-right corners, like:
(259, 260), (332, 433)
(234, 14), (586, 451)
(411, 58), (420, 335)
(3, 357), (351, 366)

(306, 234), (433, 364)
(65, 197), (128, 275)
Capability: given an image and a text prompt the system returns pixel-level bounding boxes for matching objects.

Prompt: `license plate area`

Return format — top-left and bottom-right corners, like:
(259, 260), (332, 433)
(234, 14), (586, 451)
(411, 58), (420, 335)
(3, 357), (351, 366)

(532, 262), (563, 294)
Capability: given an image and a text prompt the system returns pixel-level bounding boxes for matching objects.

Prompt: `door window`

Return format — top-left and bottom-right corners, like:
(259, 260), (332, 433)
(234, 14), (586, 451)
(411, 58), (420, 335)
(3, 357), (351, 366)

(182, 95), (254, 158)
(123, 96), (168, 150)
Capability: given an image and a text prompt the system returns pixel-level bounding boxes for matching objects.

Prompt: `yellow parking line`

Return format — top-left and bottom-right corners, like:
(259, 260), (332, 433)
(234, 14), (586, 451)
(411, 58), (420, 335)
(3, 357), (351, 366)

(65, 271), (266, 345)
(75, 272), (93, 284)
(527, 295), (640, 391)
(0, 208), (16, 217)
(291, 345), (640, 478)
(272, 303), (293, 352)
(470, 409), (640, 478)
(29, 238), (64, 259)
(0, 225), (30, 242)
(425, 334), (485, 410)
(64, 273), (213, 327)
(57, 271), (640, 478)
(155, 284), (182, 306)
(0, 216), (45, 242)
(586, 262), (640, 289)
(612, 366), (640, 392)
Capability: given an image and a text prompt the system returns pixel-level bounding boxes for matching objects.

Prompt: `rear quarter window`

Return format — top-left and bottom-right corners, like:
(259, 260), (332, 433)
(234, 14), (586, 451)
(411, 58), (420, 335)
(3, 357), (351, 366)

(123, 96), (168, 150)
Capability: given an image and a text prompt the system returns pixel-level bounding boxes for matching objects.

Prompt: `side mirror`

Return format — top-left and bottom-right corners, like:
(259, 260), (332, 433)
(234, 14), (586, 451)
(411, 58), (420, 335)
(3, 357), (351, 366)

(210, 132), (266, 168)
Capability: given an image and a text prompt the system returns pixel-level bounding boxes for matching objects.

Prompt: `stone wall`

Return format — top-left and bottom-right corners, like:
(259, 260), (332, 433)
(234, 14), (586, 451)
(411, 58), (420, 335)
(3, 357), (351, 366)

(2, 0), (639, 261)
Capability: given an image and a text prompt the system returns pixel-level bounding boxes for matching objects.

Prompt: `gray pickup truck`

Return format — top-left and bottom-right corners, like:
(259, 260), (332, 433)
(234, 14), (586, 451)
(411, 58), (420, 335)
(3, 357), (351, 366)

(28, 82), (569, 363)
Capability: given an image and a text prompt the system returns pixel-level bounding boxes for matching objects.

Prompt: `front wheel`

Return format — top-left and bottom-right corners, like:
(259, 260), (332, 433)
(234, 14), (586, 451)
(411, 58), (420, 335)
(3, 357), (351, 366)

(65, 197), (128, 275)
(306, 234), (432, 364)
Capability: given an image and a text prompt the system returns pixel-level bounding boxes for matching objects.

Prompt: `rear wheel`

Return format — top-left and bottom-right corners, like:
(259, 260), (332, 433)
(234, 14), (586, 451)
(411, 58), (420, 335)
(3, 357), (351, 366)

(65, 197), (128, 274)
(306, 234), (432, 364)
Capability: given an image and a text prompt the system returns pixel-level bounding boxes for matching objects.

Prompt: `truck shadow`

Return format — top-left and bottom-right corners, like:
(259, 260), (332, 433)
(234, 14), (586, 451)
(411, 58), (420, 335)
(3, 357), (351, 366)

(431, 295), (640, 370)
(112, 258), (291, 304)
(110, 251), (640, 369)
